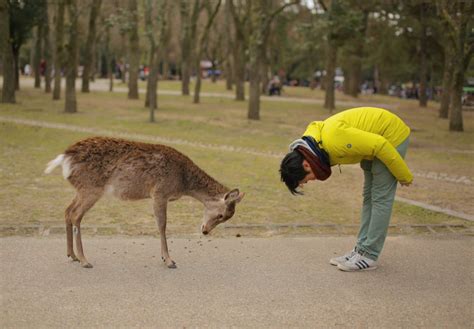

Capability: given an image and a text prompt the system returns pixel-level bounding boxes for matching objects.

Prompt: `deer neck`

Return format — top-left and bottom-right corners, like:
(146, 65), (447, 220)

(185, 163), (228, 206)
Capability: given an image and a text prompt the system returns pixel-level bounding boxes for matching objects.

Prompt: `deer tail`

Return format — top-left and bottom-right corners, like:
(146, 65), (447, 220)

(44, 154), (72, 179)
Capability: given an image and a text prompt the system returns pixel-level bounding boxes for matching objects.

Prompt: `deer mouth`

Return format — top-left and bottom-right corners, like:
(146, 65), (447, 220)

(201, 224), (209, 235)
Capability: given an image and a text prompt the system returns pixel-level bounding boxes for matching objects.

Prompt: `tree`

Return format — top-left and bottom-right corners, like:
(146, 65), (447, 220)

(228, 0), (250, 101)
(53, 0), (66, 100)
(318, 0), (361, 111)
(64, 0), (79, 113)
(33, 23), (43, 88)
(42, 0), (52, 93)
(436, 0), (474, 131)
(8, 0), (44, 91)
(339, 1), (370, 98)
(247, 0), (297, 120)
(102, 14), (115, 92)
(179, 0), (202, 96)
(224, 0), (234, 91)
(81, 0), (102, 93)
(438, 47), (453, 118)
(193, 0), (222, 104)
(144, 0), (170, 121)
(1, 0), (15, 103)
(127, 0), (139, 99)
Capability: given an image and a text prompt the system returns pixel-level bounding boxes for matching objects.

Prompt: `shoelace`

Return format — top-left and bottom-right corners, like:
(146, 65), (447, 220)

(346, 250), (357, 260)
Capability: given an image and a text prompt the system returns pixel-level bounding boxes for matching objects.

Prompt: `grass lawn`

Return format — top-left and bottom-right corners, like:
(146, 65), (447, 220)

(1, 78), (473, 236)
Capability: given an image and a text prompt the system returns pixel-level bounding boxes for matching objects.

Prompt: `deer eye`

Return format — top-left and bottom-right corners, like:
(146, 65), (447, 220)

(216, 215), (223, 220)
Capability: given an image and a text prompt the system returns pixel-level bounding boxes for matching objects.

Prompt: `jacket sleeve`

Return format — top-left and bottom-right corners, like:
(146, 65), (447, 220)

(335, 125), (413, 183)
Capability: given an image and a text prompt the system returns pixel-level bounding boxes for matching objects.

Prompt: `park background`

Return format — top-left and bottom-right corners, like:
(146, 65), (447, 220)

(1, 1), (474, 327)
(1, 0), (473, 238)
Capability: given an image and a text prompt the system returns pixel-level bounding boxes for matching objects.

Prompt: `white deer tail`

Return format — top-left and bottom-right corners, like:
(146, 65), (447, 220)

(44, 154), (72, 179)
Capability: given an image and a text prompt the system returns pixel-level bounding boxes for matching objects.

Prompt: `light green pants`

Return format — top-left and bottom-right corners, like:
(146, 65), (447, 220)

(356, 138), (409, 260)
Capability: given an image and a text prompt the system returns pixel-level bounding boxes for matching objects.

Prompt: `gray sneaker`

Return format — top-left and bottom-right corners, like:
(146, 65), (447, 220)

(329, 249), (357, 266)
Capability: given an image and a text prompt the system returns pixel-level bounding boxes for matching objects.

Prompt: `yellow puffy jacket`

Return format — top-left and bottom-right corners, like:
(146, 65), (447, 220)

(303, 107), (413, 183)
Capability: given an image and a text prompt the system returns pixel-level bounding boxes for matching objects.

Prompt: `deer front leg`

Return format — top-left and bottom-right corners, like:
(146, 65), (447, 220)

(153, 199), (176, 268)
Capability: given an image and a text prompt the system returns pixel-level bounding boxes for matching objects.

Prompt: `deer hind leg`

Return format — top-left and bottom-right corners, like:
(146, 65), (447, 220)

(68, 191), (101, 268)
(65, 197), (80, 262)
(153, 198), (176, 268)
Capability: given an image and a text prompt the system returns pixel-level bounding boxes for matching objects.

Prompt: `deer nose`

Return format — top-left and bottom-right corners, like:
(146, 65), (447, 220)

(202, 230), (209, 235)
(201, 224), (209, 235)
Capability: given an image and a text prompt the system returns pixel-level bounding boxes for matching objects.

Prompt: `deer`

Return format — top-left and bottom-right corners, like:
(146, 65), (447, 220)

(44, 137), (244, 269)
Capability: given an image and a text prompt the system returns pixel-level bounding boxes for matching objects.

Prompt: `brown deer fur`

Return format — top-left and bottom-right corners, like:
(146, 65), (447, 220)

(45, 137), (244, 268)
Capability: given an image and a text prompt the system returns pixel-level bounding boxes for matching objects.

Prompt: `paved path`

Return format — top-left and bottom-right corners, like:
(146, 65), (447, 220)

(1, 236), (473, 328)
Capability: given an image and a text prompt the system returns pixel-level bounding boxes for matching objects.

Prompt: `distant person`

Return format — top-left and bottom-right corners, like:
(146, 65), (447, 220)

(24, 64), (31, 76)
(280, 107), (412, 272)
(268, 75), (281, 96)
(40, 60), (46, 76)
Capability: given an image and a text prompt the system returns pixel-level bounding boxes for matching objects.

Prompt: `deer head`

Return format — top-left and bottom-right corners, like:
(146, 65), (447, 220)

(201, 189), (245, 235)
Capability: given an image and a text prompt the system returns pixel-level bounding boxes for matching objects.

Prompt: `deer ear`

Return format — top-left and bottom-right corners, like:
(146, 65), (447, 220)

(224, 189), (243, 205)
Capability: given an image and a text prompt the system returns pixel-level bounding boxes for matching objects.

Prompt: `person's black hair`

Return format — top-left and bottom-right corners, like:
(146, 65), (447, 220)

(279, 150), (306, 195)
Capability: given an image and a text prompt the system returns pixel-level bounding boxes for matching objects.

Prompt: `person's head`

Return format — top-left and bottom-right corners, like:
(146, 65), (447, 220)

(279, 150), (316, 195)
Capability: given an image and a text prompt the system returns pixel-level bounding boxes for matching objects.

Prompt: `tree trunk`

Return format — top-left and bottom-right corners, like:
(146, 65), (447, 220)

(228, 0), (246, 101)
(53, 0), (65, 100)
(120, 34), (127, 84)
(211, 60), (217, 83)
(449, 62), (464, 131)
(13, 46), (20, 90)
(439, 51), (452, 118)
(324, 43), (337, 112)
(33, 25), (43, 88)
(224, 0), (233, 91)
(193, 58), (202, 103)
(247, 1), (265, 120)
(64, 0), (78, 113)
(374, 65), (388, 95)
(225, 58), (233, 91)
(179, 0), (190, 95)
(342, 64), (350, 95)
(180, 0), (200, 96)
(233, 39), (245, 101)
(144, 0), (155, 108)
(127, 0), (139, 99)
(162, 59), (169, 80)
(448, 1), (473, 132)
(104, 23), (113, 92)
(81, 0), (102, 93)
(43, 2), (52, 93)
(144, 51), (154, 107)
(260, 54), (269, 95)
(419, 45), (428, 107)
(193, 1), (221, 104)
(418, 4), (428, 107)
(349, 59), (361, 97)
(1, 0), (16, 103)
(181, 62), (190, 95)
(148, 56), (159, 118)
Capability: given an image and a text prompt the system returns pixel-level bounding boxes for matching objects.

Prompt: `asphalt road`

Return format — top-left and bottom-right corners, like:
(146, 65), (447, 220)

(1, 235), (473, 328)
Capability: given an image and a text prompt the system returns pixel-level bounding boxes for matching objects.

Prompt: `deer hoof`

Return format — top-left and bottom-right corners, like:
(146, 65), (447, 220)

(81, 262), (93, 268)
(167, 262), (177, 269)
(68, 254), (79, 262)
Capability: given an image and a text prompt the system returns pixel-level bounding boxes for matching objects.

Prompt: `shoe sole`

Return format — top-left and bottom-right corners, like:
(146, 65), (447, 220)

(337, 264), (378, 272)
(329, 259), (341, 266)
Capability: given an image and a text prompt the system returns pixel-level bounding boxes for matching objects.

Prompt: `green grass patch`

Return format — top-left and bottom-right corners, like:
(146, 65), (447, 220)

(1, 82), (473, 236)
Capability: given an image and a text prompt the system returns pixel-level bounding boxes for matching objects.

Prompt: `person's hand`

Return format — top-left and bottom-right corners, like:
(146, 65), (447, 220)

(400, 181), (412, 187)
